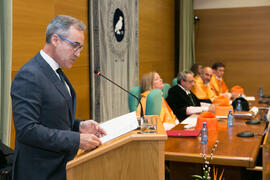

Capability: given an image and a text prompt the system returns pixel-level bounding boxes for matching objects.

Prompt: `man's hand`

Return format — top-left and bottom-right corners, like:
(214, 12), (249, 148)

(79, 134), (101, 151)
(79, 120), (107, 138)
(222, 92), (232, 99)
(208, 104), (216, 113)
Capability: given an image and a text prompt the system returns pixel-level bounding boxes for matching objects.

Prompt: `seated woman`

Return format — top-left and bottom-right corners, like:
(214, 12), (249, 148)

(137, 72), (179, 130)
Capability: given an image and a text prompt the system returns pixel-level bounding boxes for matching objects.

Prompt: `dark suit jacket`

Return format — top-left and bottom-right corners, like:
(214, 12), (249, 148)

(11, 53), (81, 180)
(166, 85), (201, 121)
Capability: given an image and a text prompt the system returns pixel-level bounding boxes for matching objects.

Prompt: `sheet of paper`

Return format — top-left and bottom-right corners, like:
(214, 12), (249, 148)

(99, 112), (138, 144)
(250, 106), (258, 116)
(181, 114), (198, 129)
(245, 96), (255, 101)
(216, 115), (227, 119)
(200, 102), (211, 108)
(163, 122), (176, 131)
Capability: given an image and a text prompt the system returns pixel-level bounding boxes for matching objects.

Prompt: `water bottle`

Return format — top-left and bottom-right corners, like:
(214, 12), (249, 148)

(227, 110), (233, 127)
(235, 99), (242, 112)
(201, 122), (208, 143)
(259, 86), (263, 98)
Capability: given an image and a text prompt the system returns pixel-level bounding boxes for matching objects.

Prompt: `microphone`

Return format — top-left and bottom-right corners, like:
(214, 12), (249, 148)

(94, 70), (144, 120)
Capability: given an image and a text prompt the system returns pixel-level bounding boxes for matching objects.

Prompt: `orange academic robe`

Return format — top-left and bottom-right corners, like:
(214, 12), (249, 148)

(210, 75), (228, 96)
(136, 90), (177, 125)
(191, 76), (216, 102)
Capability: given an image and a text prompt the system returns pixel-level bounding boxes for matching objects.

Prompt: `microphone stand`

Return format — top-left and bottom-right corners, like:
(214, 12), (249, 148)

(94, 71), (144, 126)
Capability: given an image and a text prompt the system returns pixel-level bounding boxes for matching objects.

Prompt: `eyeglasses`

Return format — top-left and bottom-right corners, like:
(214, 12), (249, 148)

(184, 80), (194, 83)
(57, 34), (84, 52)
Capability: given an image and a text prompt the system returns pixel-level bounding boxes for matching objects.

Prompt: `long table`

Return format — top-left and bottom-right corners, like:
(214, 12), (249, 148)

(165, 114), (268, 179)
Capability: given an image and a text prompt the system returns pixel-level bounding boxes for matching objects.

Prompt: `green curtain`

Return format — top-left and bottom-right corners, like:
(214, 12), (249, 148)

(179, 0), (195, 72)
(0, 0), (12, 145)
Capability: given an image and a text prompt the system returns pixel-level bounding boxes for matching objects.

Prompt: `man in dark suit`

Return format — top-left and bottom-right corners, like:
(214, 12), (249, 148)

(10, 15), (106, 180)
(166, 70), (215, 121)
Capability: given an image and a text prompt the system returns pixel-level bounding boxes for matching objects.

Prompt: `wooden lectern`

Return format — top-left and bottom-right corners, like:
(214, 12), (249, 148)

(66, 120), (167, 180)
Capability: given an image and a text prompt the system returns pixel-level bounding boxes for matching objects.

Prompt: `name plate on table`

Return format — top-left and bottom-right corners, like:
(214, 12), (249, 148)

(234, 111), (253, 119)
(245, 96), (255, 101)
(99, 112), (138, 144)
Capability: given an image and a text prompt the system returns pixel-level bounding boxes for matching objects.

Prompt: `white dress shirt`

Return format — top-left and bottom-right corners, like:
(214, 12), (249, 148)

(40, 50), (71, 96)
(177, 84), (209, 115)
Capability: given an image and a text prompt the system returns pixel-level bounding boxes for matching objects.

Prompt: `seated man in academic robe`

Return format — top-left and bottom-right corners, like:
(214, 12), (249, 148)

(210, 62), (230, 97)
(166, 70), (215, 122)
(192, 67), (216, 102)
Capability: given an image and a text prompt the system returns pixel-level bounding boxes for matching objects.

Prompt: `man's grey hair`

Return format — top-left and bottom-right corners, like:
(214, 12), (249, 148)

(45, 15), (86, 43)
(177, 70), (194, 85)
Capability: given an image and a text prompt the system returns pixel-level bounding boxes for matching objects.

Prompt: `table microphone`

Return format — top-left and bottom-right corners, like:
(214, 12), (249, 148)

(94, 70), (144, 120)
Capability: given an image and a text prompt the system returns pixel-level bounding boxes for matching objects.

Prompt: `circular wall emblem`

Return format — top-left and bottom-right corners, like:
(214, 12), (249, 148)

(113, 8), (125, 42)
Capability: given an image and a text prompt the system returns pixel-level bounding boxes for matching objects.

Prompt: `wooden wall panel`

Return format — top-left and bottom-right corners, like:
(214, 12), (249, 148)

(194, 6), (270, 96)
(12, 0), (54, 71)
(11, 0), (89, 148)
(139, 0), (175, 84)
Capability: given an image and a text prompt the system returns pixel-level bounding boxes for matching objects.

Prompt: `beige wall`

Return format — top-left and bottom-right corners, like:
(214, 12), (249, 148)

(194, 6), (270, 96)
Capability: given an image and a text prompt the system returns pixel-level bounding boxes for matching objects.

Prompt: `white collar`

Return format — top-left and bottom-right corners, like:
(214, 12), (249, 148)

(178, 84), (191, 95)
(215, 75), (222, 80)
(40, 50), (60, 72)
